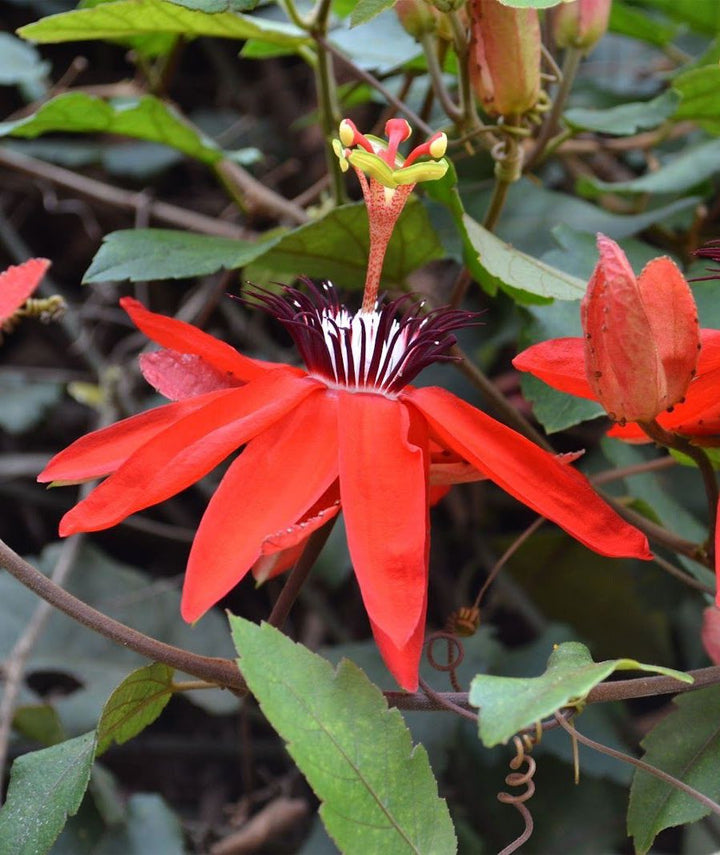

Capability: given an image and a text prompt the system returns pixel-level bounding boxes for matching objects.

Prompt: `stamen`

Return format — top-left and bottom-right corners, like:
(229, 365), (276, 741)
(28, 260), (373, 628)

(245, 281), (480, 395)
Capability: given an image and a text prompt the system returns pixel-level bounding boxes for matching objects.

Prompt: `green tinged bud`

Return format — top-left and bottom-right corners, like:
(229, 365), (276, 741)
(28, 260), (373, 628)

(552, 0), (612, 53)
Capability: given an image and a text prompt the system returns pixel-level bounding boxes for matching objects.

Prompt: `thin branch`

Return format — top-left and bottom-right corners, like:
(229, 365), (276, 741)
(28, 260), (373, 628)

(0, 537), (246, 692)
(317, 37), (434, 137)
(554, 712), (720, 819)
(525, 46), (583, 172)
(213, 159), (308, 225)
(0, 147), (252, 239)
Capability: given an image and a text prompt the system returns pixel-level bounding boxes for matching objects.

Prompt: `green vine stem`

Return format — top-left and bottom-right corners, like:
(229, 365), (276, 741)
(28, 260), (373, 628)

(2, 534), (720, 713)
(421, 33), (462, 124)
(310, 0), (345, 205)
(525, 45), (582, 172)
(449, 8), (483, 136)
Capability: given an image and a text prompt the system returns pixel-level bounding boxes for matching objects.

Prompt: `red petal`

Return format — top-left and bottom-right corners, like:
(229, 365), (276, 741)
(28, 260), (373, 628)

(636, 255), (700, 408)
(121, 297), (280, 383)
(702, 607), (720, 664)
(608, 329), (720, 439)
(338, 392), (429, 648)
(0, 258), (50, 322)
(59, 370), (318, 534)
(251, 486), (342, 584)
(512, 338), (595, 399)
(181, 391), (339, 621)
(251, 545), (305, 585)
(369, 595), (427, 692)
(140, 349), (243, 400)
(260, 498), (341, 555)
(407, 386), (651, 559)
(39, 388), (235, 483)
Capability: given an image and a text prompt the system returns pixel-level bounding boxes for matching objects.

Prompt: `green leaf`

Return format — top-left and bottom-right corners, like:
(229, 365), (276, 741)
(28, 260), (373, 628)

(629, 0), (720, 34)
(463, 214), (586, 302)
(469, 642), (692, 748)
(628, 685), (720, 854)
(230, 617), (457, 855)
(0, 731), (96, 855)
(83, 228), (277, 282)
(12, 704), (66, 746)
(250, 199), (444, 290)
(18, 0), (309, 49)
(609, 2), (678, 47)
(563, 90), (680, 136)
(170, 0), (258, 11)
(95, 663), (175, 756)
(577, 137), (720, 197)
(519, 373), (604, 434)
(0, 33), (50, 92)
(0, 372), (62, 434)
(673, 66), (720, 135)
(350, 0), (395, 26)
(55, 788), (187, 854)
(0, 93), (224, 166)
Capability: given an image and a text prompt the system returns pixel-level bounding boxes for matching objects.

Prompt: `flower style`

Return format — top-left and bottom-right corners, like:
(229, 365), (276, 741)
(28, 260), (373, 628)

(0, 258), (52, 336)
(333, 118), (448, 312)
(513, 234), (720, 440)
(40, 132), (651, 693)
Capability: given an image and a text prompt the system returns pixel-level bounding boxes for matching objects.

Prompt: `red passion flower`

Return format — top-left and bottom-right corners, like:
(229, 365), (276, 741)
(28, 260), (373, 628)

(514, 235), (720, 443)
(40, 131), (651, 692)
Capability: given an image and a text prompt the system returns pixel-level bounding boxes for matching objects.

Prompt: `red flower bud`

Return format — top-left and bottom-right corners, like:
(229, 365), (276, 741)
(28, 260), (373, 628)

(468, 0), (541, 117)
(581, 235), (700, 424)
(552, 0), (612, 52)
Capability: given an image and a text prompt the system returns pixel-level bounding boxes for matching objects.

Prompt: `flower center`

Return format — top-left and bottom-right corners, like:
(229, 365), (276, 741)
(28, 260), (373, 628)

(248, 281), (477, 395)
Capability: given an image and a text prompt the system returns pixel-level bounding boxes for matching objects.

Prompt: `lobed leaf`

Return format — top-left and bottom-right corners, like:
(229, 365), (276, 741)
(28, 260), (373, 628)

(0, 93), (224, 166)
(0, 731), (96, 855)
(95, 662), (175, 756)
(628, 685), (720, 854)
(469, 642), (691, 748)
(231, 617), (457, 855)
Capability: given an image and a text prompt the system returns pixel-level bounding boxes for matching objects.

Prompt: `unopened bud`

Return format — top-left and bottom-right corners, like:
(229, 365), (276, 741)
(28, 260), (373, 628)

(394, 0), (438, 39)
(468, 0), (541, 117)
(581, 235), (700, 424)
(552, 0), (612, 52)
